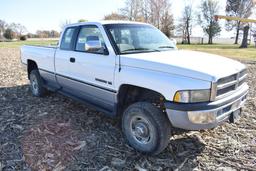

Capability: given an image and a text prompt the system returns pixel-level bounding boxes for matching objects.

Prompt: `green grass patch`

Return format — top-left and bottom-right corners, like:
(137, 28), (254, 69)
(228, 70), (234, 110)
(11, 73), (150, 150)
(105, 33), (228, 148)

(178, 44), (256, 60)
(0, 39), (58, 48)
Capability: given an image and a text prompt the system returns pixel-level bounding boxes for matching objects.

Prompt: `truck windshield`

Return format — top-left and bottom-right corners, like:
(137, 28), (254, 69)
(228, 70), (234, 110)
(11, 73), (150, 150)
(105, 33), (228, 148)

(104, 24), (176, 54)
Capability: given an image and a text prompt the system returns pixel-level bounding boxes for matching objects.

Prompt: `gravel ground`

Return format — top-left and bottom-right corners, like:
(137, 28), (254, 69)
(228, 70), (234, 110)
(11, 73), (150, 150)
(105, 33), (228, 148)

(0, 48), (255, 171)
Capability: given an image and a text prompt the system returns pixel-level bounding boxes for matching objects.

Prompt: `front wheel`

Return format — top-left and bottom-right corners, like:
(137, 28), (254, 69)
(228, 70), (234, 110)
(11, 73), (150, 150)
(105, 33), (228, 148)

(122, 102), (171, 155)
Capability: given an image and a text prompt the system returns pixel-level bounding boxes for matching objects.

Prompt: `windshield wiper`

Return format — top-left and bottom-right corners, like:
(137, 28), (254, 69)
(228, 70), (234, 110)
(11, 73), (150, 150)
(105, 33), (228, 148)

(121, 48), (160, 53)
(158, 46), (175, 49)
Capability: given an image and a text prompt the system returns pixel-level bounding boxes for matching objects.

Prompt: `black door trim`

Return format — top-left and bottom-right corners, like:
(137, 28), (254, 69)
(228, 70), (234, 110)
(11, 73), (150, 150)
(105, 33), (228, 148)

(38, 68), (117, 93)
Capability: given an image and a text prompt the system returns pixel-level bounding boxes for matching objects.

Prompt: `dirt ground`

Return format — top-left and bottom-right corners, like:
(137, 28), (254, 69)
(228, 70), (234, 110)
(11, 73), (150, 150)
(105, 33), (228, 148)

(0, 48), (255, 171)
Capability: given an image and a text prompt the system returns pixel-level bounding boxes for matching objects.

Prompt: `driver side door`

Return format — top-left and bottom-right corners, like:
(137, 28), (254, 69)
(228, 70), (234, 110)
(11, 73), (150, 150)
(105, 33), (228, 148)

(60, 25), (117, 114)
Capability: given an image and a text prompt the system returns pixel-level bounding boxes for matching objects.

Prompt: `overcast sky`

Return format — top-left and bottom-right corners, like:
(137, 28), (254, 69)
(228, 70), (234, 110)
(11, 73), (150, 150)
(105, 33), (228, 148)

(0, 0), (251, 37)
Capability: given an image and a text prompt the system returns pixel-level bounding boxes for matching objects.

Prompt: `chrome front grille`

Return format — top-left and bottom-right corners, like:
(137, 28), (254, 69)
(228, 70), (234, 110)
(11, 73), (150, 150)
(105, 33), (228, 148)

(217, 84), (236, 96)
(215, 69), (247, 99)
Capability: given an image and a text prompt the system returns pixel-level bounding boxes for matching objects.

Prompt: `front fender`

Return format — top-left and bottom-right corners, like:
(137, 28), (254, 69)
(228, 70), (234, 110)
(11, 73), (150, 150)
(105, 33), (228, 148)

(115, 66), (211, 101)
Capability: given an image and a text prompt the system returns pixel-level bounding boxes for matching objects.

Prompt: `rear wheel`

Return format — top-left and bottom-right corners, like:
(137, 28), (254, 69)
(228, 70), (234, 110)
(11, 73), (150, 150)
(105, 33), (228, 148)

(122, 102), (171, 155)
(29, 70), (47, 97)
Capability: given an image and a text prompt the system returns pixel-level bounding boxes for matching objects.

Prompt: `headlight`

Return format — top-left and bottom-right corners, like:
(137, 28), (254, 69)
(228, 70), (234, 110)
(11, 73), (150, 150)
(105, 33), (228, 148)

(173, 89), (211, 103)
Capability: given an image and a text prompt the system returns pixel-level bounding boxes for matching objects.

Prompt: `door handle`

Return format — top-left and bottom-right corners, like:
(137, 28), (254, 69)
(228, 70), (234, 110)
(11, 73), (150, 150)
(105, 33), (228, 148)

(70, 57), (76, 63)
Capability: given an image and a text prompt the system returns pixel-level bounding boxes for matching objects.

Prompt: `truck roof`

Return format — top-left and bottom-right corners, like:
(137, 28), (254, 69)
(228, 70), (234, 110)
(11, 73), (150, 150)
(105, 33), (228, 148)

(64, 20), (148, 28)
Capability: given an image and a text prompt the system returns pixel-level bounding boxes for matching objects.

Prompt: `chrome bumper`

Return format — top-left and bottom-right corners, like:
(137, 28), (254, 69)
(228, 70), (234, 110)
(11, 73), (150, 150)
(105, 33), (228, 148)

(165, 84), (249, 130)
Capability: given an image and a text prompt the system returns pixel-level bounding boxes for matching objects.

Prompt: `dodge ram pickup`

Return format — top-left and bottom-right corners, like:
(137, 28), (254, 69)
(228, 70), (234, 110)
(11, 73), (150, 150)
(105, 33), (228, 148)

(21, 21), (249, 155)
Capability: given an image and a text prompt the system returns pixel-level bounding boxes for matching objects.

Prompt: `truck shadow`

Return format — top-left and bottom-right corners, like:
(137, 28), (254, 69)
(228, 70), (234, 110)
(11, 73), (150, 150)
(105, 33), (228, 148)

(0, 85), (205, 170)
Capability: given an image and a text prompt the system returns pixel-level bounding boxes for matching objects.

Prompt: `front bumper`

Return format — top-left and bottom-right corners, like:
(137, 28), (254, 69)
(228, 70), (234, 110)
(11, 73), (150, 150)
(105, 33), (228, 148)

(165, 84), (249, 130)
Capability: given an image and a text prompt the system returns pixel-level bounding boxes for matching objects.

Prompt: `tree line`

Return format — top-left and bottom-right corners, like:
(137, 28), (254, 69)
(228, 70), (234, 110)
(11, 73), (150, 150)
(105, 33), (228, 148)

(0, 20), (60, 41)
(105, 0), (175, 38)
(104, 0), (255, 45)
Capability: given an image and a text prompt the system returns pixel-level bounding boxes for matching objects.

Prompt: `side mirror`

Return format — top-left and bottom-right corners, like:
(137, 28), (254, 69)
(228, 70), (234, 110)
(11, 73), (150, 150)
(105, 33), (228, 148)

(85, 40), (102, 52)
(84, 41), (109, 55)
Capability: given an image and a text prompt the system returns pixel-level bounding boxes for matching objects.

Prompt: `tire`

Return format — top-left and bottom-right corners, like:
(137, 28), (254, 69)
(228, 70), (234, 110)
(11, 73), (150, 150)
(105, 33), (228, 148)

(122, 102), (171, 155)
(29, 70), (47, 97)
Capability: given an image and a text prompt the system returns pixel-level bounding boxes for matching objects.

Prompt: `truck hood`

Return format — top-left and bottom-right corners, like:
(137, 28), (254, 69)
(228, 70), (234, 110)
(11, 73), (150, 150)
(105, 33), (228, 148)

(120, 50), (246, 82)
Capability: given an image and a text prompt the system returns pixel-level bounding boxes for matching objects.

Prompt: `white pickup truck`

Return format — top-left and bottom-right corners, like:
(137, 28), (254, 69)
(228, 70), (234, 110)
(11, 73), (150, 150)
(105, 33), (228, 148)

(21, 21), (249, 155)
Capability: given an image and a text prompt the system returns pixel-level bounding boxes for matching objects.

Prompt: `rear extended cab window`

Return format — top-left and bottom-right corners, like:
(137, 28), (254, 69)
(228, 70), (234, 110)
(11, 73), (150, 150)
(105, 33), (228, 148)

(60, 27), (76, 50)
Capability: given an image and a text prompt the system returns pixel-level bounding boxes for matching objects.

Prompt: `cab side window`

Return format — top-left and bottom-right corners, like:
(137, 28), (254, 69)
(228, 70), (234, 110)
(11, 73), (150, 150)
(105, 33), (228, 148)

(60, 27), (76, 50)
(75, 26), (106, 54)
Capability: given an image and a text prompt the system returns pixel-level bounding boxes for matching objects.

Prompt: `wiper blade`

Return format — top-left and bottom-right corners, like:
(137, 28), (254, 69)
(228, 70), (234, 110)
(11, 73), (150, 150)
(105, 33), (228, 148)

(121, 48), (160, 53)
(158, 46), (175, 49)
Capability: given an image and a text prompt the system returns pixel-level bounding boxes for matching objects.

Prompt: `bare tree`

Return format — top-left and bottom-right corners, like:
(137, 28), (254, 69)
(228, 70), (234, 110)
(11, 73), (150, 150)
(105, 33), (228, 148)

(140, 0), (151, 23)
(178, 1), (193, 44)
(36, 30), (59, 38)
(121, 0), (144, 21)
(148, 0), (171, 29)
(8, 23), (27, 39)
(160, 11), (175, 37)
(9, 23), (18, 38)
(226, 0), (255, 44)
(148, 0), (175, 36)
(111, 0), (175, 37)
(50, 30), (60, 38)
(4, 28), (16, 40)
(198, 0), (221, 44)
(104, 13), (128, 20)
(0, 20), (7, 39)
(0, 21), (27, 39)
(16, 24), (27, 37)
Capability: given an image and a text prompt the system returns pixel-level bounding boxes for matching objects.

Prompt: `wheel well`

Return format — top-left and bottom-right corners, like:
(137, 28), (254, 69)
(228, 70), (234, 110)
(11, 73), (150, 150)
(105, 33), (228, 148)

(117, 85), (165, 115)
(27, 60), (38, 79)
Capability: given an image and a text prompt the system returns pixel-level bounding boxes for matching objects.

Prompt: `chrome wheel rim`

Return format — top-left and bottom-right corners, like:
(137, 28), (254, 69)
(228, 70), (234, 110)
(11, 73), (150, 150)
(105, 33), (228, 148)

(30, 74), (39, 95)
(130, 115), (153, 144)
